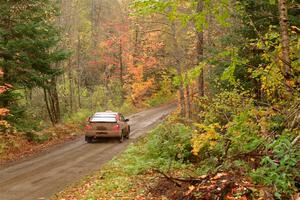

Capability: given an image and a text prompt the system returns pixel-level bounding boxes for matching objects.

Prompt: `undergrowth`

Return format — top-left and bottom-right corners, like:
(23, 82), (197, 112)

(191, 90), (300, 199)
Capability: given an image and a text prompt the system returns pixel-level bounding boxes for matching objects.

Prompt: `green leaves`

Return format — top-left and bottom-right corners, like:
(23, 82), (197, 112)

(172, 62), (206, 87)
(219, 48), (249, 86)
(251, 134), (300, 196)
(131, 0), (232, 30)
(131, 0), (173, 16)
(269, 0), (276, 5)
(0, 0), (68, 89)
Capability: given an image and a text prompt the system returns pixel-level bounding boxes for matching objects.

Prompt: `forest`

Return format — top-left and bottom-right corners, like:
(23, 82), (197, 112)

(0, 0), (299, 199)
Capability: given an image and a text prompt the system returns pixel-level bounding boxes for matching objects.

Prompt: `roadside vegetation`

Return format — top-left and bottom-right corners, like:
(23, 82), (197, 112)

(56, 109), (299, 199)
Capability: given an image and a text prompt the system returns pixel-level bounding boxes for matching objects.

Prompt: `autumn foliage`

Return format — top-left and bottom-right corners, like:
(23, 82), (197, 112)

(95, 17), (165, 106)
(0, 70), (11, 130)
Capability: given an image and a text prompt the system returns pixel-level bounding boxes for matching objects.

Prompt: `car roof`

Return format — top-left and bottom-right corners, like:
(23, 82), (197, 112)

(93, 112), (118, 116)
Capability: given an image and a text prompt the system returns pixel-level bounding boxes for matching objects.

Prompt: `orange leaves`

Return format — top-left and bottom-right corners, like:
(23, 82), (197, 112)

(0, 70), (11, 129)
(0, 69), (12, 94)
(131, 78), (154, 103)
(0, 83), (13, 94)
(0, 108), (10, 116)
(182, 172), (254, 200)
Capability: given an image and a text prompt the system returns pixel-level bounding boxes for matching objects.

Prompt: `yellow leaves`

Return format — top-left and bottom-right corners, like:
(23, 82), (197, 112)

(194, 122), (221, 131)
(130, 78), (154, 103)
(0, 120), (11, 129)
(286, 80), (296, 87)
(0, 108), (10, 130)
(191, 124), (221, 156)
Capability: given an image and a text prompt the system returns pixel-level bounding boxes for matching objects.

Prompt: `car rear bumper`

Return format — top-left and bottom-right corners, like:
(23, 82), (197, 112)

(85, 131), (121, 138)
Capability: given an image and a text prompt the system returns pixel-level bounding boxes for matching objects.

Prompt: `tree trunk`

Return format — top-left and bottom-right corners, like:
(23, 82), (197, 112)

(171, 22), (186, 117)
(119, 39), (124, 103)
(278, 0), (291, 76)
(68, 58), (74, 113)
(77, 33), (81, 109)
(133, 22), (140, 67)
(43, 79), (61, 126)
(119, 39), (124, 86)
(177, 70), (186, 117)
(196, 0), (204, 97)
(91, 0), (102, 70)
(186, 82), (191, 119)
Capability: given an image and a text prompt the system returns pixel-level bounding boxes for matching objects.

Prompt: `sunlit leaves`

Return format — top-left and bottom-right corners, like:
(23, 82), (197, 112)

(250, 26), (299, 100)
(220, 48), (249, 86)
(191, 123), (221, 156)
(173, 62), (206, 87)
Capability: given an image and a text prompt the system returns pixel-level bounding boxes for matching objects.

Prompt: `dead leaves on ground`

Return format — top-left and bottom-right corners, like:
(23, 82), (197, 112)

(148, 171), (276, 200)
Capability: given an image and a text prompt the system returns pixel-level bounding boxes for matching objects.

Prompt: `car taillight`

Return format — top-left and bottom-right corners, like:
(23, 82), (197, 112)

(85, 124), (92, 131)
(113, 124), (120, 132)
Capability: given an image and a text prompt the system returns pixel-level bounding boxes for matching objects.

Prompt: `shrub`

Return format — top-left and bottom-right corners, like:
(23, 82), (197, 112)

(251, 134), (300, 198)
(119, 121), (193, 175)
(63, 109), (92, 124)
(191, 90), (299, 198)
(25, 132), (50, 143)
(145, 122), (192, 162)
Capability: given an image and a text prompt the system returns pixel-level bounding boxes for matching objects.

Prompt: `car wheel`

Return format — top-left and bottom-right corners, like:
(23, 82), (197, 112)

(85, 136), (93, 143)
(119, 132), (124, 143)
(125, 126), (130, 139)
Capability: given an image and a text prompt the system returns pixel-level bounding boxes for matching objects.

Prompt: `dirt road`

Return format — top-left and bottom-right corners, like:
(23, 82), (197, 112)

(0, 103), (176, 200)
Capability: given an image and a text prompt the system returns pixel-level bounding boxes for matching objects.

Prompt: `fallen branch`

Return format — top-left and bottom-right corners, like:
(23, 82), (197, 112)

(292, 135), (300, 146)
(153, 169), (182, 187)
(153, 169), (210, 186)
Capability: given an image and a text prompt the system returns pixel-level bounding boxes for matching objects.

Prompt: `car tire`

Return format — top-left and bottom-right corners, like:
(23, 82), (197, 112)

(85, 136), (93, 143)
(125, 132), (129, 139)
(119, 132), (124, 143)
(125, 126), (130, 139)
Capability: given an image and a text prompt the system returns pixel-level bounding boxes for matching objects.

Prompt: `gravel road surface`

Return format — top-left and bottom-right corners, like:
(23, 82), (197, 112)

(0, 103), (176, 200)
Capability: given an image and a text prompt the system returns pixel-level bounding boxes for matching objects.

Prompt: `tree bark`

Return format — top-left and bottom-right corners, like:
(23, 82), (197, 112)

(119, 38), (124, 103)
(278, 0), (291, 76)
(171, 22), (186, 117)
(68, 58), (74, 113)
(196, 0), (204, 97)
(43, 78), (61, 126)
(119, 39), (124, 86)
(185, 81), (191, 119)
(77, 33), (81, 109)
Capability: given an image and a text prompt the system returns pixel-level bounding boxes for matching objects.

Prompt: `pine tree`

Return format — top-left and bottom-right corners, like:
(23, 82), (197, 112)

(0, 0), (69, 124)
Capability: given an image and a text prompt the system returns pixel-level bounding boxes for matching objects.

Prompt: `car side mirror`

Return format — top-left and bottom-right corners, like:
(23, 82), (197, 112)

(125, 119), (129, 122)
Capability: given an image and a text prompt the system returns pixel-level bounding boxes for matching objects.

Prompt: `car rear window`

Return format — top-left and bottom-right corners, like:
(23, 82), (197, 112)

(90, 114), (117, 122)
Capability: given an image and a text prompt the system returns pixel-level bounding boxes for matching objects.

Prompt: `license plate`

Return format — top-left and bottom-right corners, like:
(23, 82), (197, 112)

(96, 132), (107, 135)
